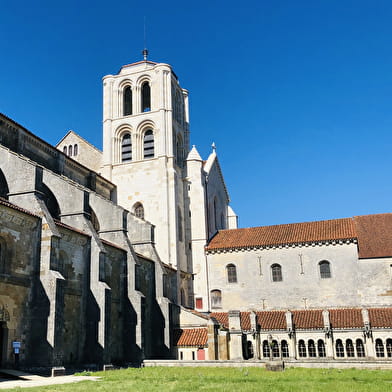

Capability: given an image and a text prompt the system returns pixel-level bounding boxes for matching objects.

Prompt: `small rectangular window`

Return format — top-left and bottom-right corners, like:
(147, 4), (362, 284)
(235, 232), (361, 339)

(195, 297), (203, 309)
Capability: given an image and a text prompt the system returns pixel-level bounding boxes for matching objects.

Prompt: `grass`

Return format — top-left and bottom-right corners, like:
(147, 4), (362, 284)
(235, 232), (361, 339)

(2, 366), (392, 392)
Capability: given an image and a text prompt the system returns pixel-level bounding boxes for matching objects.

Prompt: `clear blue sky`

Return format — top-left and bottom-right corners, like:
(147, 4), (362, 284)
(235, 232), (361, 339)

(2, 1), (392, 228)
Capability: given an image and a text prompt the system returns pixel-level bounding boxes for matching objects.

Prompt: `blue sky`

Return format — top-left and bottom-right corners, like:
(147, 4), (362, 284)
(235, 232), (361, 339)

(2, 1), (392, 228)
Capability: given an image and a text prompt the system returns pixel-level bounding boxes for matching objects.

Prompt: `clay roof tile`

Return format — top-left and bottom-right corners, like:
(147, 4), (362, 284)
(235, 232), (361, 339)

(173, 328), (208, 347)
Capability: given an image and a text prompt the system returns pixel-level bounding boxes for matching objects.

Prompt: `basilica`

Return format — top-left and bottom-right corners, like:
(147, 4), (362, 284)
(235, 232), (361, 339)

(0, 55), (391, 370)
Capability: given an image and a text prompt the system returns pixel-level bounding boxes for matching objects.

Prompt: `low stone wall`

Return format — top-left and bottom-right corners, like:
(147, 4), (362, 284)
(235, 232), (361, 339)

(143, 359), (392, 370)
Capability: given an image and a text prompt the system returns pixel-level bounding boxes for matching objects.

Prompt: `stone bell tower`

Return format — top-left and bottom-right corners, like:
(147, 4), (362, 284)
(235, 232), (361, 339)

(101, 52), (193, 305)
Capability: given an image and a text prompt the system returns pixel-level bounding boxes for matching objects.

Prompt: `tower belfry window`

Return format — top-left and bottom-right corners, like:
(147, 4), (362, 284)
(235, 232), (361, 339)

(142, 82), (151, 112)
(122, 133), (132, 162)
(143, 130), (154, 159)
(123, 86), (132, 116)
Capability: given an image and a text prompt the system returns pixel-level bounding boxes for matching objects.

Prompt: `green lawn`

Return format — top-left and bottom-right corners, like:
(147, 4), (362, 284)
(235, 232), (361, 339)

(2, 366), (392, 392)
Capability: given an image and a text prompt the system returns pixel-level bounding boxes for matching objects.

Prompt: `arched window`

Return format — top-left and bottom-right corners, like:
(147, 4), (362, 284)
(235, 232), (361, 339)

(317, 340), (326, 357)
(281, 340), (289, 358)
(123, 86), (132, 116)
(272, 340), (279, 358)
(177, 207), (183, 241)
(356, 339), (365, 357)
(335, 339), (344, 357)
(319, 260), (331, 279)
(68, 145), (73, 157)
(298, 340), (306, 357)
(121, 133), (132, 162)
(210, 290), (221, 309)
(73, 144), (78, 156)
(63, 146), (67, 155)
(226, 264), (237, 283)
(0, 169), (9, 200)
(141, 81), (151, 112)
(176, 135), (183, 167)
(375, 339), (385, 357)
(308, 340), (316, 357)
(271, 264), (282, 282)
(262, 341), (270, 358)
(346, 339), (355, 357)
(386, 339), (392, 358)
(143, 130), (154, 159)
(134, 203), (144, 219)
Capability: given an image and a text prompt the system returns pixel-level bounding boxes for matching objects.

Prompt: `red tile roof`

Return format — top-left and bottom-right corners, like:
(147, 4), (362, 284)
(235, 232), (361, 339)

(292, 310), (324, 329)
(256, 311), (287, 330)
(353, 214), (392, 258)
(329, 308), (363, 328)
(206, 218), (355, 252)
(206, 213), (392, 259)
(207, 308), (392, 331)
(210, 312), (252, 330)
(209, 312), (229, 328)
(174, 328), (208, 347)
(368, 308), (392, 328)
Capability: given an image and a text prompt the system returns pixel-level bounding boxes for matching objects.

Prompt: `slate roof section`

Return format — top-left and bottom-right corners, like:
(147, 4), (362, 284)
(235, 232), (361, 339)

(368, 308), (392, 328)
(174, 328), (208, 347)
(353, 214), (392, 259)
(329, 308), (363, 328)
(206, 218), (356, 252)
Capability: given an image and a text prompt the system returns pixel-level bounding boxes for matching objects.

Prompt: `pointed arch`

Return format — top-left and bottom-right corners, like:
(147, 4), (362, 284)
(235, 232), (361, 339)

(177, 206), (183, 242)
(176, 133), (184, 167)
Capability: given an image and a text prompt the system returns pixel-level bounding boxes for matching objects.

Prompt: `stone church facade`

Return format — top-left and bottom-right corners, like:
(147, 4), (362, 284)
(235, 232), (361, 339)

(0, 55), (391, 369)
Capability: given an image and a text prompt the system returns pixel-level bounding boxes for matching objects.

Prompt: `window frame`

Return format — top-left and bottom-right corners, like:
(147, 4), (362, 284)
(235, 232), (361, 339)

(210, 289), (222, 309)
(271, 263), (283, 282)
(123, 85), (133, 116)
(226, 264), (237, 284)
(143, 129), (154, 159)
(121, 133), (132, 162)
(319, 260), (332, 279)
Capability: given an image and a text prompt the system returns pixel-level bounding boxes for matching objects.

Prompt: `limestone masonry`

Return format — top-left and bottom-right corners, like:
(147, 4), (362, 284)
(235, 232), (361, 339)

(0, 56), (391, 369)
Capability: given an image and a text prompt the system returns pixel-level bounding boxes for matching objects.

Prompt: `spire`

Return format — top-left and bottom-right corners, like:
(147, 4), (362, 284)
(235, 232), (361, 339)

(142, 16), (148, 61)
(211, 142), (216, 152)
(186, 145), (202, 161)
